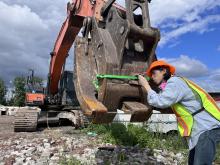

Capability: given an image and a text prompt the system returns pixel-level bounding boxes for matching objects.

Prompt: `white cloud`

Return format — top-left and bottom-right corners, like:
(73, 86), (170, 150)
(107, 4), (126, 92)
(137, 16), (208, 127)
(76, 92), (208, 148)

(0, 2), (47, 30)
(159, 15), (220, 46)
(160, 55), (209, 77)
(159, 55), (220, 92)
(0, 2), (49, 82)
(0, 1), (69, 84)
(149, 0), (220, 26)
(209, 69), (220, 81)
(148, 0), (220, 46)
(192, 77), (220, 92)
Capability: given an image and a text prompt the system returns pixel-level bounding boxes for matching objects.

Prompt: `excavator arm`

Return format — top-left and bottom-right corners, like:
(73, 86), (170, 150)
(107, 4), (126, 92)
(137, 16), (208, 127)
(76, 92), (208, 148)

(49, 0), (124, 95)
(49, 0), (94, 95)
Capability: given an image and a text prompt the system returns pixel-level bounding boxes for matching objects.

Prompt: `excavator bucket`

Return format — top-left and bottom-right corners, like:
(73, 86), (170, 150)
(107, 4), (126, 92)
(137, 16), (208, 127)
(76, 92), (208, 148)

(74, 0), (160, 123)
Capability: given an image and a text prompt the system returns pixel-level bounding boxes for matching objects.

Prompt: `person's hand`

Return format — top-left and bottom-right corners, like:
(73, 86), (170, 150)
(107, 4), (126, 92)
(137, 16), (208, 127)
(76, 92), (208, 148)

(138, 75), (151, 91)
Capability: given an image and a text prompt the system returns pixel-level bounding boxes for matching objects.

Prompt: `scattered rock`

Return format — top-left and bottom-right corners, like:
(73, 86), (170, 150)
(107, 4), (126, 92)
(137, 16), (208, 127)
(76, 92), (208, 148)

(43, 143), (51, 148)
(0, 116), (185, 165)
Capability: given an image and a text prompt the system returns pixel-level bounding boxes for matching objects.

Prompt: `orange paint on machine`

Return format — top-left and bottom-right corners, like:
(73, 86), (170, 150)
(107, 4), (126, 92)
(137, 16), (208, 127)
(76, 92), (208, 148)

(25, 93), (45, 106)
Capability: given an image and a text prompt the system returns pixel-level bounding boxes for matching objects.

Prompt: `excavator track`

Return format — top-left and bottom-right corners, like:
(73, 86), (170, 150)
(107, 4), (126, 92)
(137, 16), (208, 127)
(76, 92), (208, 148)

(14, 107), (40, 132)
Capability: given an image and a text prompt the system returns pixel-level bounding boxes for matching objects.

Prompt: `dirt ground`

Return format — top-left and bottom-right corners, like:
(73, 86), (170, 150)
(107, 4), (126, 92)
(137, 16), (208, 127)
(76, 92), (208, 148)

(0, 115), (103, 165)
(0, 115), (185, 165)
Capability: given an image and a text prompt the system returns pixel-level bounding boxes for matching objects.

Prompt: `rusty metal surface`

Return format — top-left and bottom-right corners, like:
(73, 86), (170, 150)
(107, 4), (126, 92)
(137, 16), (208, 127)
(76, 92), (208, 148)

(74, 0), (160, 123)
(122, 101), (152, 122)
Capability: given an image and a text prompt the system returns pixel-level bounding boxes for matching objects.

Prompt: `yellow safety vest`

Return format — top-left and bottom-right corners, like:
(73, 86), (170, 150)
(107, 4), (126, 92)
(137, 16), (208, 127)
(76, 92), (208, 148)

(171, 77), (220, 137)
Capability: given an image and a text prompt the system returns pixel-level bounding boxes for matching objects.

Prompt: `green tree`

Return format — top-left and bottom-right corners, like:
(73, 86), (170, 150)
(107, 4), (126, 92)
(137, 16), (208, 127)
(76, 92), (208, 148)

(13, 76), (26, 106)
(7, 98), (14, 106)
(32, 76), (44, 87)
(0, 78), (6, 105)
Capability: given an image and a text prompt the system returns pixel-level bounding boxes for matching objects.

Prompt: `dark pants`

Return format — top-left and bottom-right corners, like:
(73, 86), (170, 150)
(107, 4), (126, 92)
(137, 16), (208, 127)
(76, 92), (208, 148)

(188, 127), (220, 165)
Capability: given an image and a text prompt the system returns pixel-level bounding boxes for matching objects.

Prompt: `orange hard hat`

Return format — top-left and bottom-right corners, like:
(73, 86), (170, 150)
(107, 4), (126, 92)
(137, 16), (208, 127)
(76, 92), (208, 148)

(146, 60), (176, 77)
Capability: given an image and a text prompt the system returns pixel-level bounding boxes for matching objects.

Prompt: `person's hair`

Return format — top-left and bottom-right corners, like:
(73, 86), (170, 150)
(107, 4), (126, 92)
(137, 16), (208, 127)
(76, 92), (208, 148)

(151, 66), (171, 81)
(163, 67), (171, 81)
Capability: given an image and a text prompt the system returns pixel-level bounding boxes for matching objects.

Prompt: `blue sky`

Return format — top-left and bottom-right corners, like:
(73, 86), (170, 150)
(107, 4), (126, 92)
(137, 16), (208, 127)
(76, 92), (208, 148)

(157, 22), (220, 69)
(147, 0), (220, 91)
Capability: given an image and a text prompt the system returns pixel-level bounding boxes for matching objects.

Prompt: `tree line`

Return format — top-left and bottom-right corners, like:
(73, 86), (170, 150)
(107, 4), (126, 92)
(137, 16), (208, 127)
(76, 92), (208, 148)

(0, 76), (43, 107)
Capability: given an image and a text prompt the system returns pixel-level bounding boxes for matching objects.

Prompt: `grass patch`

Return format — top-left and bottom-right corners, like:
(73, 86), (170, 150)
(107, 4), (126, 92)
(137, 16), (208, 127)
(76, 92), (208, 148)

(84, 123), (220, 164)
(59, 155), (82, 165)
(84, 123), (187, 152)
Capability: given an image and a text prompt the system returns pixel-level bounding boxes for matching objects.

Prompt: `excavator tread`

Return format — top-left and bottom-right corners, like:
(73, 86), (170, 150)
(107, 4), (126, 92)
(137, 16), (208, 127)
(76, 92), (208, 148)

(14, 108), (39, 132)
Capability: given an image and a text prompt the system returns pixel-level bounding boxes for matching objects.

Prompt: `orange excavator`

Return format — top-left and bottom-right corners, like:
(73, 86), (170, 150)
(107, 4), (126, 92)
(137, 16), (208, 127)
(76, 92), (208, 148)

(25, 69), (45, 106)
(14, 0), (220, 132)
(15, 0), (159, 131)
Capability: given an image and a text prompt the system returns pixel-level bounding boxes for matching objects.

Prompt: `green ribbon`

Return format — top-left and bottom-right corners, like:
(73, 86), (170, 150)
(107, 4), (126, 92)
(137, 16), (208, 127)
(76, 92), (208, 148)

(93, 74), (150, 91)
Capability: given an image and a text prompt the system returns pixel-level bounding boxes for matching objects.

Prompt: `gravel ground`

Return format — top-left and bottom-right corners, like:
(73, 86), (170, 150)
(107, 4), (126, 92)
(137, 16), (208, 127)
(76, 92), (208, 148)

(0, 115), (185, 165)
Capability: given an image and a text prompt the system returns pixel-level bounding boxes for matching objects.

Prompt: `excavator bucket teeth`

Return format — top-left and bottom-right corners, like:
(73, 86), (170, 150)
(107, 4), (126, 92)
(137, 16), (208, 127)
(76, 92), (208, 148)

(122, 101), (153, 122)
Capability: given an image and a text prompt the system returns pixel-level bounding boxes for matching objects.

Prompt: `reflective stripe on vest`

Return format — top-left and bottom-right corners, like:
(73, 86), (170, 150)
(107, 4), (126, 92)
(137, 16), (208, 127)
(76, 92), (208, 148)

(171, 103), (193, 137)
(171, 77), (220, 137)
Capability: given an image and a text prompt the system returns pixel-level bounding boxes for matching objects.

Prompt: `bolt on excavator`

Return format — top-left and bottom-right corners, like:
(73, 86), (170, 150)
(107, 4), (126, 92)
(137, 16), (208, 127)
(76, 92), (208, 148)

(14, 0), (167, 131)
